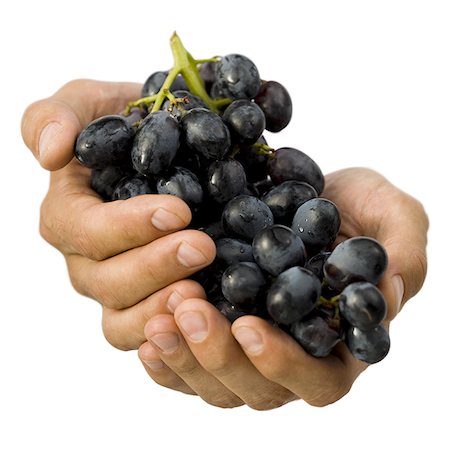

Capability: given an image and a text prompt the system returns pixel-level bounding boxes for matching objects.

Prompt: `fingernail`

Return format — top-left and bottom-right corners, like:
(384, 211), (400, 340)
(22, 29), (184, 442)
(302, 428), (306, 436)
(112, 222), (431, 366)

(151, 208), (186, 231)
(149, 332), (180, 354)
(392, 275), (405, 313)
(143, 359), (164, 371)
(177, 241), (209, 268)
(234, 326), (263, 355)
(38, 122), (64, 160)
(178, 311), (208, 342)
(167, 290), (184, 313)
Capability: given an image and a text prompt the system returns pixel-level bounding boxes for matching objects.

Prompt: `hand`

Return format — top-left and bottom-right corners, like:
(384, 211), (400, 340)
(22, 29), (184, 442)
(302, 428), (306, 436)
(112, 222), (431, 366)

(138, 168), (428, 409)
(21, 79), (216, 350)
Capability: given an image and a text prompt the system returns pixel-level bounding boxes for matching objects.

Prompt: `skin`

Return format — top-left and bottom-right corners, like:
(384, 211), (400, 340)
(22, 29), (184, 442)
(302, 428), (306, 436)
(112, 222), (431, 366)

(22, 79), (429, 409)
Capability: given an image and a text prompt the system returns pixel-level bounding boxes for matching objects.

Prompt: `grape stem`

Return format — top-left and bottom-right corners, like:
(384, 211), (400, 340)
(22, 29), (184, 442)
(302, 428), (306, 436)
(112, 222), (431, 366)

(167, 32), (218, 113)
(123, 32), (222, 116)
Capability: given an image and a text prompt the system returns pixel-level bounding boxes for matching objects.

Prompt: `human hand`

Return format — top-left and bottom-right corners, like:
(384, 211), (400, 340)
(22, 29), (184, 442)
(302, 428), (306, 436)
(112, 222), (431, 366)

(138, 167), (428, 409)
(21, 79), (216, 350)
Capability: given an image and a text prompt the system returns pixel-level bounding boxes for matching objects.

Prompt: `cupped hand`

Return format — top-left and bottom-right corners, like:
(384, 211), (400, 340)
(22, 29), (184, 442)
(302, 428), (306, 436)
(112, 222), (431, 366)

(21, 79), (216, 350)
(138, 168), (428, 409)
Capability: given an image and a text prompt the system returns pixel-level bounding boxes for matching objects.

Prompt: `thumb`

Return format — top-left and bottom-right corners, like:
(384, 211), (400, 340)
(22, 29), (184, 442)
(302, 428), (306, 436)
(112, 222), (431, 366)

(21, 79), (141, 170)
(376, 191), (429, 321)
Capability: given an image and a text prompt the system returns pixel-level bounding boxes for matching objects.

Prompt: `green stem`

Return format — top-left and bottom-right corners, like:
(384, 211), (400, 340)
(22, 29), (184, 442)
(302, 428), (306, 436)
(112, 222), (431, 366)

(252, 143), (276, 157)
(150, 67), (179, 113)
(123, 94), (158, 115)
(170, 32), (218, 113)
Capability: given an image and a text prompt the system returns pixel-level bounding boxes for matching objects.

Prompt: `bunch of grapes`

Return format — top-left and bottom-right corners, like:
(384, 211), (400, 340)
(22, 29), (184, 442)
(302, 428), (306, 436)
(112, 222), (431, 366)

(74, 33), (390, 365)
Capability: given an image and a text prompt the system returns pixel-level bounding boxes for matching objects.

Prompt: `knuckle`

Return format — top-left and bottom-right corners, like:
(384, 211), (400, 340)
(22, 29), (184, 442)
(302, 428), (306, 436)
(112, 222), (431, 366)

(201, 353), (233, 378)
(101, 309), (135, 351)
(247, 392), (295, 411)
(305, 377), (351, 408)
(203, 393), (244, 409)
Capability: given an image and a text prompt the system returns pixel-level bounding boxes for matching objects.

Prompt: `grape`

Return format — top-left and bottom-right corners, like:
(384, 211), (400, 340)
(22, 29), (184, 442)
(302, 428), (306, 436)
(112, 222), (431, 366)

(141, 70), (188, 97)
(222, 195), (274, 241)
(323, 236), (388, 291)
(222, 100), (266, 144)
(131, 111), (180, 176)
(215, 238), (254, 267)
(268, 147), (325, 195)
(75, 115), (134, 169)
(266, 266), (321, 325)
(305, 252), (331, 281)
(252, 225), (306, 276)
(262, 180), (318, 225)
(112, 175), (153, 200)
(254, 81), (293, 132)
(221, 262), (266, 311)
(290, 316), (341, 357)
(215, 298), (248, 323)
(206, 159), (247, 204)
(198, 61), (217, 94)
(346, 325), (390, 364)
(91, 165), (132, 201)
(291, 198), (341, 254)
(234, 136), (269, 183)
(181, 108), (231, 159)
(215, 54), (261, 99)
(156, 166), (203, 208)
(339, 282), (387, 330)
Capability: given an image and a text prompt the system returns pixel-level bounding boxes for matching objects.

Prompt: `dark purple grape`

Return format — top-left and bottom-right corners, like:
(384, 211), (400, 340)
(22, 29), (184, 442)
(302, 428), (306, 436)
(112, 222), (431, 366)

(252, 225), (306, 276)
(215, 298), (248, 323)
(162, 90), (207, 119)
(222, 195), (274, 242)
(346, 325), (390, 364)
(141, 70), (188, 97)
(291, 198), (341, 254)
(339, 282), (387, 330)
(323, 237), (388, 291)
(233, 137), (269, 183)
(262, 180), (318, 225)
(305, 252), (331, 281)
(206, 159), (247, 204)
(222, 100), (266, 144)
(199, 61), (217, 94)
(290, 316), (341, 357)
(215, 238), (254, 268)
(254, 81), (292, 132)
(215, 54), (261, 99)
(268, 147), (325, 195)
(120, 107), (146, 127)
(91, 165), (133, 201)
(75, 115), (134, 169)
(156, 166), (203, 209)
(266, 266), (321, 325)
(181, 108), (231, 159)
(131, 111), (180, 177)
(198, 220), (225, 240)
(221, 262), (267, 312)
(112, 175), (154, 200)
(252, 176), (274, 197)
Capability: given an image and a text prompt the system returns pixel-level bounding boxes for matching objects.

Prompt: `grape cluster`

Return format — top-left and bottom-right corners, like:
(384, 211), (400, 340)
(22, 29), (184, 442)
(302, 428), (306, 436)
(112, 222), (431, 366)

(74, 34), (390, 365)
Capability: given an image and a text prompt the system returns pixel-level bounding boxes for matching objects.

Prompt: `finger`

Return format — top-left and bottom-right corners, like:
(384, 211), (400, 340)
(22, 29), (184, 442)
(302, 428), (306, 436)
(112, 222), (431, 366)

(376, 191), (429, 319)
(174, 299), (297, 410)
(102, 279), (206, 351)
(231, 315), (366, 407)
(144, 314), (244, 408)
(138, 341), (196, 396)
(324, 168), (429, 319)
(40, 161), (192, 260)
(66, 229), (216, 309)
(21, 79), (141, 170)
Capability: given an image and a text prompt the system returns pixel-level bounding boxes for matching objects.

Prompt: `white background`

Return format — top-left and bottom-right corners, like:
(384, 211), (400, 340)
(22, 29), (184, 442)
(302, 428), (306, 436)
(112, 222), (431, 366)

(1, 0), (449, 448)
